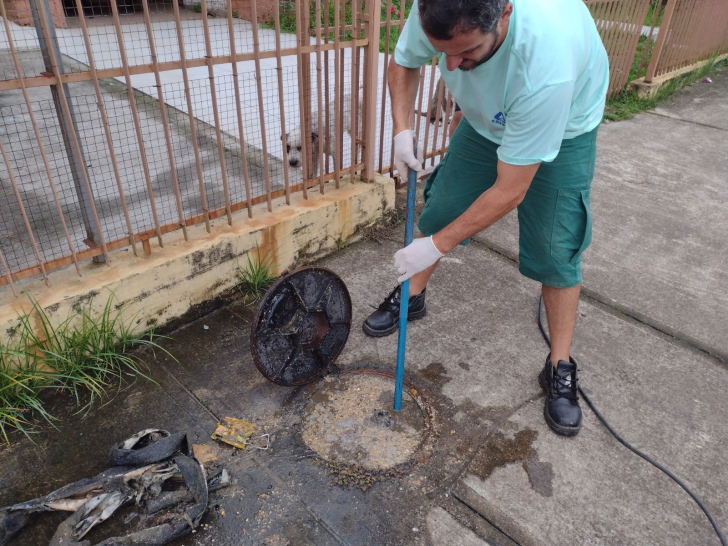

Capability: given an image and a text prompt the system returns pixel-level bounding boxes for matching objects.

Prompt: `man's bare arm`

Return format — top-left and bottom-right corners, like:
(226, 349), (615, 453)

(432, 161), (540, 253)
(388, 57), (422, 135)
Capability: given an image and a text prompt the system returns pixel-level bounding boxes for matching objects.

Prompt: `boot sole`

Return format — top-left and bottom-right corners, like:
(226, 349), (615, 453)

(538, 367), (582, 437)
(362, 309), (427, 338)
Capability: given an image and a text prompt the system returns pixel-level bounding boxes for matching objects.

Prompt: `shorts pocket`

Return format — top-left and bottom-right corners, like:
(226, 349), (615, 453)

(550, 189), (592, 265)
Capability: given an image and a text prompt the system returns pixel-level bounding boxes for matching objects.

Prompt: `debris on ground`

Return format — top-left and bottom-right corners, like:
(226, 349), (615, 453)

(703, 77), (713, 83)
(212, 417), (254, 449)
(0, 429), (230, 546)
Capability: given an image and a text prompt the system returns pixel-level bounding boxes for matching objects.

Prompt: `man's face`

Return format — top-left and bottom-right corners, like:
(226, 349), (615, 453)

(426, 3), (512, 72)
(429, 28), (502, 72)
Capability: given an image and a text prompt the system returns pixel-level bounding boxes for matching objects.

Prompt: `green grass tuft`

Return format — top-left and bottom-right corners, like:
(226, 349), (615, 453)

(235, 245), (278, 301)
(604, 57), (725, 122)
(0, 292), (174, 443)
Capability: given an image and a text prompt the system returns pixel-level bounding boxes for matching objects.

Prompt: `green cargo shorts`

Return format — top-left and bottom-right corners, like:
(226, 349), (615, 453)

(418, 117), (599, 288)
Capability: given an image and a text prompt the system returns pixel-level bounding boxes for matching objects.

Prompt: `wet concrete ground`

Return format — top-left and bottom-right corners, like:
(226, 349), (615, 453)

(1, 64), (727, 545)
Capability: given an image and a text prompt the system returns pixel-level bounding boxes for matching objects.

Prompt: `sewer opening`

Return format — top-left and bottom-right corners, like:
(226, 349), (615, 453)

(301, 370), (435, 475)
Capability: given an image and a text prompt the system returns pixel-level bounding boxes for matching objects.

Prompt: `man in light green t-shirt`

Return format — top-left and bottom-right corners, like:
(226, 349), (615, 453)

(363, 0), (609, 437)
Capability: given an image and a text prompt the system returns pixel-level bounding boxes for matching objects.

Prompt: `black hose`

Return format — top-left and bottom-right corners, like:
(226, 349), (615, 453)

(537, 296), (726, 546)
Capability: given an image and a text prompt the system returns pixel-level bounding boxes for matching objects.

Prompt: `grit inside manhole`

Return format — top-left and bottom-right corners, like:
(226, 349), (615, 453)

(301, 374), (426, 471)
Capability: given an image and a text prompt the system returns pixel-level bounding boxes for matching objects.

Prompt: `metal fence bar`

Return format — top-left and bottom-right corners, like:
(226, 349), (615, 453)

(296, 0), (311, 198)
(28, 0), (104, 260)
(429, 75), (444, 166)
(200, 0), (233, 225)
(34, 0), (111, 264)
(315, 0), (325, 192)
(378, 0), (392, 174)
(645, 0), (679, 82)
(658, 0), (689, 75)
(350, 0), (361, 181)
(109, 0), (163, 249)
(226, 0), (255, 218)
(421, 57), (437, 167)
(0, 137), (50, 286)
(363, 0), (382, 182)
(333, 0), (343, 188)
(273, 0), (293, 205)
(637, 7), (660, 78)
(250, 0), (274, 211)
(171, 0), (211, 232)
(0, 0), (82, 276)
(337, 0), (346, 184)
(0, 247), (18, 297)
(611, 0), (644, 90)
(75, 0), (139, 254)
(323, 0), (332, 188)
(440, 88), (453, 149)
(388, 0), (408, 178)
(139, 0), (188, 242)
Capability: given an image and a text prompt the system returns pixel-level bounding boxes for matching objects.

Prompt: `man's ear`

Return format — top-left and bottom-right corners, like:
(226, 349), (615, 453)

(500, 2), (513, 24)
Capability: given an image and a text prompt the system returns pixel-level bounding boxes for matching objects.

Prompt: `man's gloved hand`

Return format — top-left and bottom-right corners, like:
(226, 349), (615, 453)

(393, 130), (421, 181)
(394, 236), (444, 283)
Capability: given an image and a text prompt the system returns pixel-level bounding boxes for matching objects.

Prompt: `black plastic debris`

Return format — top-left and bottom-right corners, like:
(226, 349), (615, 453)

(251, 266), (352, 386)
(0, 429), (229, 546)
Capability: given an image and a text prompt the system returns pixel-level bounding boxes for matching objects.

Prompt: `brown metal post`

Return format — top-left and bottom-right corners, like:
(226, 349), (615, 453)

(645, 0), (679, 83)
(362, 0), (382, 182)
(171, 0), (211, 231)
(315, 0), (325, 192)
(388, 0), (408, 178)
(250, 0), (274, 211)
(349, 0), (360, 181)
(378, 0), (392, 174)
(75, 0), (140, 253)
(273, 0), (292, 205)
(27, 0), (105, 262)
(296, 0), (312, 197)
(200, 0), (233, 225)
(33, 0), (111, 265)
(333, 0), (343, 188)
(108, 0), (164, 248)
(226, 0), (255, 218)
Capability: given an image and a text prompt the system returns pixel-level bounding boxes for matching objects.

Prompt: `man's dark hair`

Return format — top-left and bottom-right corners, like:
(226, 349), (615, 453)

(419, 0), (508, 40)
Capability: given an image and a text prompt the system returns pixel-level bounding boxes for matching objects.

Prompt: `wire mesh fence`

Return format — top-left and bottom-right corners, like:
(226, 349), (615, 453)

(1, 0), (727, 291)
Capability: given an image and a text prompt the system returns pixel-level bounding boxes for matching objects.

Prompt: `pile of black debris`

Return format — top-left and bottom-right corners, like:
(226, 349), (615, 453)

(0, 429), (229, 545)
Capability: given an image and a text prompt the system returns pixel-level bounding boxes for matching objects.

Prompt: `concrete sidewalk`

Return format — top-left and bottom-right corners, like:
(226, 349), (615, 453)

(1, 67), (726, 545)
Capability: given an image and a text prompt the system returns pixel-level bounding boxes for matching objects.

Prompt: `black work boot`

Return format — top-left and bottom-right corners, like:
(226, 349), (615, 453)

(538, 355), (582, 436)
(362, 286), (427, 337)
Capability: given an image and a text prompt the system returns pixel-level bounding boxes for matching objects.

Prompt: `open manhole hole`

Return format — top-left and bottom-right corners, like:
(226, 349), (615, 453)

(301, 371), (433, 471)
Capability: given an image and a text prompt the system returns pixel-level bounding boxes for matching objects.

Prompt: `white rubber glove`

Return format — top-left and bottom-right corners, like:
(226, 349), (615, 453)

(393, 236), (444, 283)
(393, 129), (421, 181)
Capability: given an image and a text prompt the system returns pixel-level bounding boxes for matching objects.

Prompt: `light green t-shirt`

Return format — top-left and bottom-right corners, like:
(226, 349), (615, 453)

(394, 0), (609, 165)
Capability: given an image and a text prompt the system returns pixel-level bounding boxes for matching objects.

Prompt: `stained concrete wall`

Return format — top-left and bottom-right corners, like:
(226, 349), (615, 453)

(0, 175), (394, 345)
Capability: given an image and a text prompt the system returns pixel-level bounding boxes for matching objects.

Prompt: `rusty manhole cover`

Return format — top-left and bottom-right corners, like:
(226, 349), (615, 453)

(301, 373), (428, 471)
(251, 267), (352, 386)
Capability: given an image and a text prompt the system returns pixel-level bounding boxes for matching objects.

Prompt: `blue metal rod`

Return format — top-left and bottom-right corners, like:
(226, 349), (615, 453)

(394, 163), (418, 411)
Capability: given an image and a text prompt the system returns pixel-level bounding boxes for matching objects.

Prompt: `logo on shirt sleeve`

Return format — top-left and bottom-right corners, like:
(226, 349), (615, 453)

(492, 112), (506, 127)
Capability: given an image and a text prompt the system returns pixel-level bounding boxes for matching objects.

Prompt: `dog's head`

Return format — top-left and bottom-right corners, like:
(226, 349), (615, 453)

(282, 126), (318, 168)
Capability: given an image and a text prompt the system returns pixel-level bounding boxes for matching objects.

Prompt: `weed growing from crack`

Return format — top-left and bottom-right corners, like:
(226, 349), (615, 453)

(235, 244), (278, 301)
(0, 292), (174, 444)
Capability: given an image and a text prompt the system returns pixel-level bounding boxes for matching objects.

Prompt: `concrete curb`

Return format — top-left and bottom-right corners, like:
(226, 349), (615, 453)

(0, 175), (395, 345)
